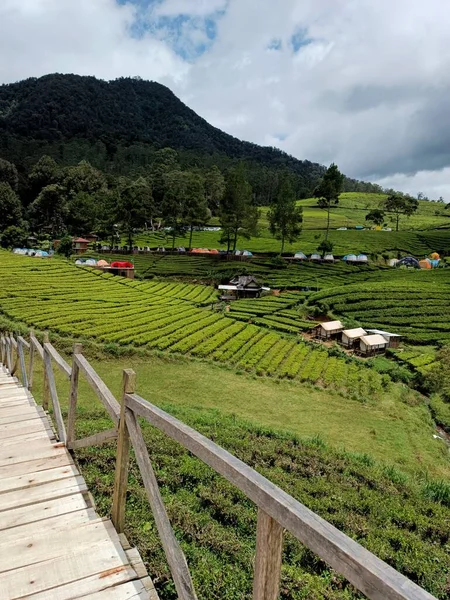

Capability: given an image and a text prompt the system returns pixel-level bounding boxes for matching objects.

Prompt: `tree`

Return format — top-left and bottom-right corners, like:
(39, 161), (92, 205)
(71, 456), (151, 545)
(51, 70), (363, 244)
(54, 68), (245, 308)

(29, 155), (60, 196)
(56, 234), (73, 258)
(384, 194), (418, 231)
(204, 166), (225, 213)
(267, 176), (303, 254)
(313, 163), (344, 239)
(150, 148), (179, 207)
(182, 173), (209, 249)
(116, 177), (154, 248)
(28, 184), (68, 235)
(219, 164), (259, 253)
(365, 209), (385, 227)
(0, 158), (19, 191)
(62, 160), (106, 197)
(317, 239), (333, 255)
(0, 183), (23, 231)
(0, 225), (28, 249)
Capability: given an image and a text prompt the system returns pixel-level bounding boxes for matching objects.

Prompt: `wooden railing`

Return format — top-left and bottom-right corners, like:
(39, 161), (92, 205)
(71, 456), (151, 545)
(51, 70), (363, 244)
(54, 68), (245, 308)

(0, 331), (437, 600)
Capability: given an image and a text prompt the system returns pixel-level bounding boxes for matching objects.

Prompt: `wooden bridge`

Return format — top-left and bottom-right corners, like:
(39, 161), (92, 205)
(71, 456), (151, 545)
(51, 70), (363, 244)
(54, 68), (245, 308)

(0, 331), (439, 600)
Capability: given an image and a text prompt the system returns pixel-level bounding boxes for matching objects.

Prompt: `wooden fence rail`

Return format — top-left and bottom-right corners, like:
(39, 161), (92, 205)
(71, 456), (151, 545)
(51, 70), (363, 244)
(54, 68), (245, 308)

(0, 330), (438, 600)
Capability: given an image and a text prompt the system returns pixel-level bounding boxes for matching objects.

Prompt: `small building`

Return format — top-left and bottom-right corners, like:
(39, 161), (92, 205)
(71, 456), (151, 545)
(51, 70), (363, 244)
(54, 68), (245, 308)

(72, 238), (90, 254)
(359, 334), (388, 356)
(341, 327), (367, 348)
(315, 320), (344, 340)
(366, 329), (402, 348)
(218, 276), (268, 300)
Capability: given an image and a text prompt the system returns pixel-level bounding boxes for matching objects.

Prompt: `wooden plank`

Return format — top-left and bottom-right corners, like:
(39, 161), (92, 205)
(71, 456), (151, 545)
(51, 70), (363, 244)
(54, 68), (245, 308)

(28, 329), (36, 391)
(253, 509), (283, 600)
(17, 337), (29, 390)
(0, 518), (119, 574)
(17, 335), (30, 350)
(74, 353), (120, 423)
(30, 334), (44, 361)
(111, 370), (134, 533)
(0, 388), (31, 399)
(25, 565), (141, 600)
(68, 427), (117, 450)
(0, 494), (87, 531)
(0, 430), (54, 447)
(125, 409), (197, 600)
(0, 409), (43, 426)
(0, 439), (66, 466)
(0, 404), (43, 419)
(67, 343), (82, 445)
(44, 342), (72, 379)
(0, 476), (87, 513)
(0, 508), (97, 545)
(0, 463), (79, 494)
(42, 332), (50, 411)
(44, 345), (67, 444)
(0, 451), (73, 480)
(0, 418), (51, 439)
(126, 394), (436, 600)
(72, 580), (151, 600)
(0, 537), (130, 600)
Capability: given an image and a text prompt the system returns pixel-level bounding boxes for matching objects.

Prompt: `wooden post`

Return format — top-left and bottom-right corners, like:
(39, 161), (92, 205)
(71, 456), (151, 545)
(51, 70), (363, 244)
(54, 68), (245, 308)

(67, 343), (82, 445)
(111, 369), (135, 533)
(42, 331), (50, 411)
(17, 337), (28, 390)
(0, 336), (4, 365)
(253, 509), (284, 600)
(28, 330), (35, 391)
(6, 333), (12, 372)
(10, 333), (19, 375)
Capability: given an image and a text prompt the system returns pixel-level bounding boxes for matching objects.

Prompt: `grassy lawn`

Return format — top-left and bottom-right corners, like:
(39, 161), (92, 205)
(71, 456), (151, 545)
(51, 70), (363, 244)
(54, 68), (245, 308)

(23, 353), (450, 600)
(29, 353), (449, 478)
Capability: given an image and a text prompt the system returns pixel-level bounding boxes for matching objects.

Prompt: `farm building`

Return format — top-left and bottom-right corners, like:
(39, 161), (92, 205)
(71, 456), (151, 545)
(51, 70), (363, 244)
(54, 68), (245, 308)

(359, 334), (388, 356)
(366, 329), (402, 348)
(341, 327), (367, 348)
(72, 238), (90, 254)
(218, 276), (269, 300)
(315, 320), (344, 340)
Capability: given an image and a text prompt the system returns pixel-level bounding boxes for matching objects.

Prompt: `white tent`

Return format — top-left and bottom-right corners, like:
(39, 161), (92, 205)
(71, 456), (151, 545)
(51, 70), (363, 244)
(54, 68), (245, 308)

(323, 254), (334, 262)
(356, 254), (368, 262)
(294, 252), (307, 260)
(341, 327), (366, 347)
(310, 253), (321, 261)
(317, 320), (344, 339)
(359, 334), (388, 355)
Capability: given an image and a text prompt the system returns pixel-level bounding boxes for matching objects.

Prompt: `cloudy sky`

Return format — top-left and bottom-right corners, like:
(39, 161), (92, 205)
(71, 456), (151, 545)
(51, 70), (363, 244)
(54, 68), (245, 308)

(1, 0), (449, 199)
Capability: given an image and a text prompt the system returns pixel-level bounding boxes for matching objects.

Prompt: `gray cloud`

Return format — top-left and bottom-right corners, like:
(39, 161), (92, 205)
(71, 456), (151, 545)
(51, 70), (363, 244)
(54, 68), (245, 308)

(0, 0), (450, 198)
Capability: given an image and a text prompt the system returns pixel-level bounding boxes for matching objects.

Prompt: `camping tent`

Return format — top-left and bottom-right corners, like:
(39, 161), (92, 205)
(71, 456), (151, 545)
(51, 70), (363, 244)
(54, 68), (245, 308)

(388, 259), (399, 267)
(355, 225), (364, 230)
(111, 261), (134, 268)
(85, 259), (97, 266)
(97, 260), (109, 267)
(310, 253), (321, 261)
(397, 256), (420, 268)
(343, 254), (357, 262)
(242, 250), (253, 256)
(359, 334), (388, 355)
(323, 254), (334, 262)
(419, 259), (432, 269)
(341, 327), (366, 347)
(356, 254), (368, 263)
(294, 252), (307, 260)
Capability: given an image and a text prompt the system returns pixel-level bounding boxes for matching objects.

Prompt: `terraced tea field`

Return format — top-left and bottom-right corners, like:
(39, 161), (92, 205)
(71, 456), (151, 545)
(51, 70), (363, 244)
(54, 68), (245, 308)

(0, 253), (386, 401)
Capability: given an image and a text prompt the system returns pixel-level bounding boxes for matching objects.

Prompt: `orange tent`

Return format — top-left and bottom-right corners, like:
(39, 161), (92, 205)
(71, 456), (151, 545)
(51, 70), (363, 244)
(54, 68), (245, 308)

(209, 249), (219, 254)
(419, 259), (432, 269)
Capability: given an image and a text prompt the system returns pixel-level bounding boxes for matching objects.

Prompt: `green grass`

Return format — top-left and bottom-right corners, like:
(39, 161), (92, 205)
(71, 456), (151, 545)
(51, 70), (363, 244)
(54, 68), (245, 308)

(25, 355), (450, 600)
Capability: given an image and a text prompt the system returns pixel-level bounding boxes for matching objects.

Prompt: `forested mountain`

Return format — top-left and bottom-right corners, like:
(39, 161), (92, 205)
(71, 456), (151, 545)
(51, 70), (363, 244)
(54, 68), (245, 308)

(0, 74), (377, 200)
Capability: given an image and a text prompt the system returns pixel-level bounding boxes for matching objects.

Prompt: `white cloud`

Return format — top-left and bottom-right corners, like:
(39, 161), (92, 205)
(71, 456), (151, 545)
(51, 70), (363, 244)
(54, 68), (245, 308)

(1, 0), (450, 198)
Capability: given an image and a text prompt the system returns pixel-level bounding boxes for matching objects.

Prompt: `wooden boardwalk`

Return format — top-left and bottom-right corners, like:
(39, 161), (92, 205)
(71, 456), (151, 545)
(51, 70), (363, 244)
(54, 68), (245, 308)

(0, 364), (158, 600)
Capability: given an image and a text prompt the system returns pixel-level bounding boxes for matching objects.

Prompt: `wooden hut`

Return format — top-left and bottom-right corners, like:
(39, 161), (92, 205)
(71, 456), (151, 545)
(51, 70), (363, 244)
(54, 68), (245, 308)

(366, 329), (402, 348)
(72, 237), (90, 254)
(218, 276), (269, 300)
(341, 327), (366, 348)
(359, 334), (388, 356)
(315, 320), (344, 340)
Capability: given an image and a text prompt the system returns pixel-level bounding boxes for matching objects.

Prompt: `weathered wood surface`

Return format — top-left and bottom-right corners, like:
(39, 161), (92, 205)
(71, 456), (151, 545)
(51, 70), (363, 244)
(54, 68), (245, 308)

(0, 363), (157, 600)
(74, 353), (121, 423)
(44, 341), (72, 379)
(253, 509), (283, 600)
(126, 393), (437, 600)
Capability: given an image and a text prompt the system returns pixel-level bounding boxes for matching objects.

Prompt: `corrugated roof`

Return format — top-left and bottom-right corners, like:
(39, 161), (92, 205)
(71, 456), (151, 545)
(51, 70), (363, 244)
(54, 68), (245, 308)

(321, 320), (344, 331)
(342, 327), (366, 339)
(366, 329), (401, 337)
(360, 334), (388, 346)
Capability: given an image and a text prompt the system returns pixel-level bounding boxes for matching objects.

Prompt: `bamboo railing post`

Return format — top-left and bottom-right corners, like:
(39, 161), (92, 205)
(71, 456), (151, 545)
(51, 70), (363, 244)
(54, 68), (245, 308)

(17, 336), (28, 390)
(111, 369), (135, 533)
(42, 331), (50, 410)
(253, 509), (284, 600)
(28, 330), (35, 390)
(67, 343), (82, 445)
